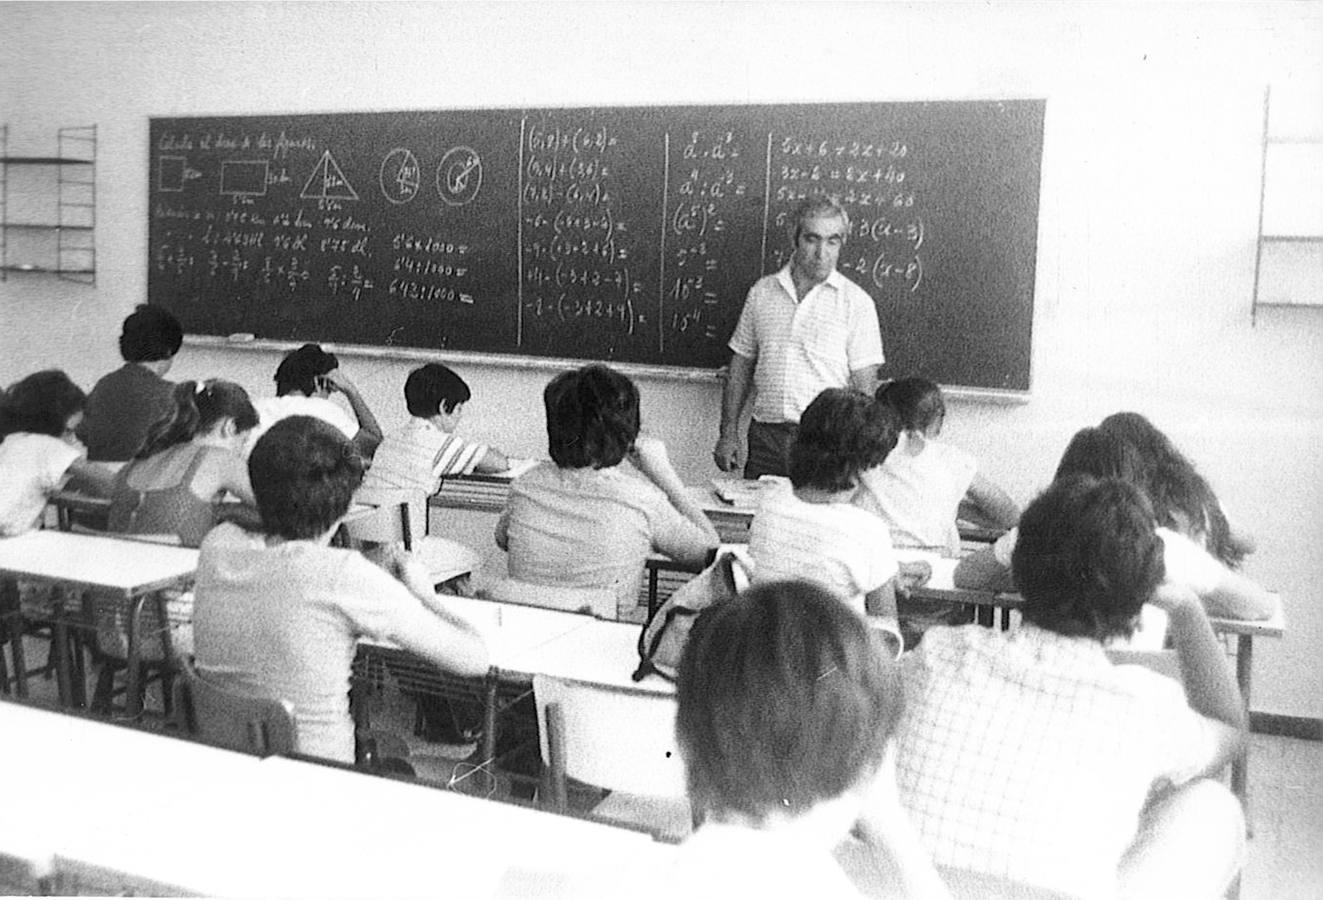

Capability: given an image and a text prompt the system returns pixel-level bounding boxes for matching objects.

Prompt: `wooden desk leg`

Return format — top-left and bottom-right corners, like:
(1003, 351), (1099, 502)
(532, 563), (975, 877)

(124, 594), (147, 719)
(52, 618), (73, 707)
(10, 614), (30, 699)
(1232, 634), (1253, 837)
(648, 568), (660, 620)
(481, 674), (498, 767)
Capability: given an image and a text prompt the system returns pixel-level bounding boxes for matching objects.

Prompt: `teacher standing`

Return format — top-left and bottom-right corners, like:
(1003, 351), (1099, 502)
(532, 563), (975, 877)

(714, 196), (884, 479)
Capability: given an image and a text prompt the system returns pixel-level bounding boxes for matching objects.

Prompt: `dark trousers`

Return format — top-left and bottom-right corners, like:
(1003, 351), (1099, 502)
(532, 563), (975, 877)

(744, 420), (797, 480)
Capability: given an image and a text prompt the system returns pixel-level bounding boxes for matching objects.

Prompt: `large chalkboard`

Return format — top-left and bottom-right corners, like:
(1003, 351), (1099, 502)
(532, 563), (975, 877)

(149, 101), (1043, 390)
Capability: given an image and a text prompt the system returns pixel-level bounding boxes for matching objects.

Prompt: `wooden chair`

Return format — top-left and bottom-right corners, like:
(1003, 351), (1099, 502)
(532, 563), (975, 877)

(345, 488), (481, 591)
(172, 659), (295, 757)
(533, 673), (691, 840)
(479, 577), (616, 619)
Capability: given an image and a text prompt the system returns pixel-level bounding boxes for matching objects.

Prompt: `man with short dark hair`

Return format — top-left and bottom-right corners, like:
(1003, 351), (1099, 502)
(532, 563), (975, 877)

(78, 304), (184, 461)
(714, 196), (884, 479)
(894, 475), (1247, 898)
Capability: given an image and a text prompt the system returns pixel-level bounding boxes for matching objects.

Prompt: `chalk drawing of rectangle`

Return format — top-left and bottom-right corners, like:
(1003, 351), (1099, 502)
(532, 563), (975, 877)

(158, 156), (186, 192)
(220, 160), (269, 196)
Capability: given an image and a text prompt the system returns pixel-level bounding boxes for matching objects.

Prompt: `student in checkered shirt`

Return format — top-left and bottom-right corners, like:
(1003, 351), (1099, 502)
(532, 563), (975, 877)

(893, 475), (1247, 898)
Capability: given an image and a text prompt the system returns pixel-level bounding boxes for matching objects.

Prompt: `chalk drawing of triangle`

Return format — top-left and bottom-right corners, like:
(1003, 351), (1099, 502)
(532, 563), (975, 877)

(301, 151), (360, 201)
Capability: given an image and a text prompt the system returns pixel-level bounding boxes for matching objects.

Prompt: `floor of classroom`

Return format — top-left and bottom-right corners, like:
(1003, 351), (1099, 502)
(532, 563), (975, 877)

(5, 636), (1321, 899)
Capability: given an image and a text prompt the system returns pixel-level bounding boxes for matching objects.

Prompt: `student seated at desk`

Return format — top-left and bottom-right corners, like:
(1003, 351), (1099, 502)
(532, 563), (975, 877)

(859, 377), (1019, 555)
(496, 364), (718, 621)
(747, 388), (903, 652)
(363, 362), (511, 494)
(662, 580), (948, 900)
(248, 343), (383, 462)
(895, 476), (1246, 899)
(1099, 411), (1256, 572)
(955, 426), (1275, 624)
(0, 369), (114, 536)
(193, 416), (489, 764)
(77, 304), (183, 462)
(108, 379), (260, 546)
(857, 377), (1019, 646)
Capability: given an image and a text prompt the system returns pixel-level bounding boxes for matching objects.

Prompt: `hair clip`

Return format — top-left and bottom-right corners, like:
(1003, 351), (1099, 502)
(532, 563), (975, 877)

(195, 381), (208, 397)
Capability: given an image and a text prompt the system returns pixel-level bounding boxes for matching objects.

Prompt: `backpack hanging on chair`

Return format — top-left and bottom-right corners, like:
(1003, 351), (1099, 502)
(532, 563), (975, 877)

(633, 548), (753, 682)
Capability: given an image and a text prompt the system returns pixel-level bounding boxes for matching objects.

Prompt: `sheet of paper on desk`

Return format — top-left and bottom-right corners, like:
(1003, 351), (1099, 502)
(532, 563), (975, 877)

(490, 457), (539, 480)
(710, 475), (786, 508)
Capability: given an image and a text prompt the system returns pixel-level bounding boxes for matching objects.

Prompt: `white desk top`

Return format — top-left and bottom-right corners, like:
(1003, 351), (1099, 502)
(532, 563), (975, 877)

(0, 529), (199, 596)
(0, 699), (669, 899)
(361, 596), (594, 671)
(508, 619), (673, 693)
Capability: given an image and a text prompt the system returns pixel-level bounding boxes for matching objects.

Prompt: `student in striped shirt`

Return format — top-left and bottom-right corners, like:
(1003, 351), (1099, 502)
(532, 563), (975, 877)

(363, 362), (510, 496)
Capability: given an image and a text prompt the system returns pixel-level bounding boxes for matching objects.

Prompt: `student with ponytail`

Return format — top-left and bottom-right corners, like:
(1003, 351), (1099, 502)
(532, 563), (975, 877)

(107, 379), (260, 547)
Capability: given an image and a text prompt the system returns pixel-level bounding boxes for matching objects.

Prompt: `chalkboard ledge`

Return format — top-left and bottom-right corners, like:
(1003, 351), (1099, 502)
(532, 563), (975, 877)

(181, 335), (725, 384)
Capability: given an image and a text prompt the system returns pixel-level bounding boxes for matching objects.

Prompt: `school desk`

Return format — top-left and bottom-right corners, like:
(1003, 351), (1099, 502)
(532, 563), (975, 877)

(0, 530), (198, 715)
(0, 698), (669, 899)
(353, 596), (597, 766)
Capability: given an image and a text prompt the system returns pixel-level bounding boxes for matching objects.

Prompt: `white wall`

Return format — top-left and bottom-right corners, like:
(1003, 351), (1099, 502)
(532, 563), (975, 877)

(3, 1), (1321, 718)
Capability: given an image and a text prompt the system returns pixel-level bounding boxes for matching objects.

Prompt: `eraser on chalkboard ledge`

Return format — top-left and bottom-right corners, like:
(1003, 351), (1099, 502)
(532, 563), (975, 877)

(227, 332), (256, 343)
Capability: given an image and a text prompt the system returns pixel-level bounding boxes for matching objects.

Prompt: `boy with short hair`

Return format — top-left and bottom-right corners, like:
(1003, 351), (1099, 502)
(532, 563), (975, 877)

(894, 475), (1247, 898)
(362, 362), (510, 497)
(192, 416), (489, 764)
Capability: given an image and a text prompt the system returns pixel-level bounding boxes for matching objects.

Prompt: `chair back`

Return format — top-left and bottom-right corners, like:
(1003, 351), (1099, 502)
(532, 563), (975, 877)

(346, 487), (427, 547)
(480, 577), (616, 619)
(173, 659), (296, 757)
(533, 674), (686, 800)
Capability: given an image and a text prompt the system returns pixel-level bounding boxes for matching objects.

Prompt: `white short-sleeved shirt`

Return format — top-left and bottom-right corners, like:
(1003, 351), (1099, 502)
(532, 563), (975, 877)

(361, 417), (489, 496)
(748, 481), (898, 615)
(192, 523), (464, 763)
(247, 395), (359, 455)
(857, 432), (977, 554)
(497, 463), (716, 618)
(0, 433), (82, 536)
(895, 622), (1217, 899)
(728, 266), (884, 424)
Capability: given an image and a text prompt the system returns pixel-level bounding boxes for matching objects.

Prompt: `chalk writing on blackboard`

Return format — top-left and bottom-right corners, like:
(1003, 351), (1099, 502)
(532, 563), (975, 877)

(149, 101), (1043, 389)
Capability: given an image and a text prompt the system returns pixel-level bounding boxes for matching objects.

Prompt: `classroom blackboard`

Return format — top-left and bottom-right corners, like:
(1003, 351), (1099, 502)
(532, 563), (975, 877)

(148, 101), (1043, 390)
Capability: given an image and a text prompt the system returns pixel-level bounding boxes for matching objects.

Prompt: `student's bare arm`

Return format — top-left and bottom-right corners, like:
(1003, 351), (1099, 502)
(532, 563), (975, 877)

(847, 364), (881, 397)
(1151, 585), (1247, 776)
(325, 368), (383, 458)
(714, 352), (755, 472)
(631, 436), (720, 550)
(964, 472), (1020, 530)
(377, 550), (490, 676)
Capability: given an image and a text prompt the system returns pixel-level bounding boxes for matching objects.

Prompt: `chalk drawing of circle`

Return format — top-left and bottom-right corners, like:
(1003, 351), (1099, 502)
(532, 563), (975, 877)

(437, 146), (483, 206)
(380, 148), (421, 204)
